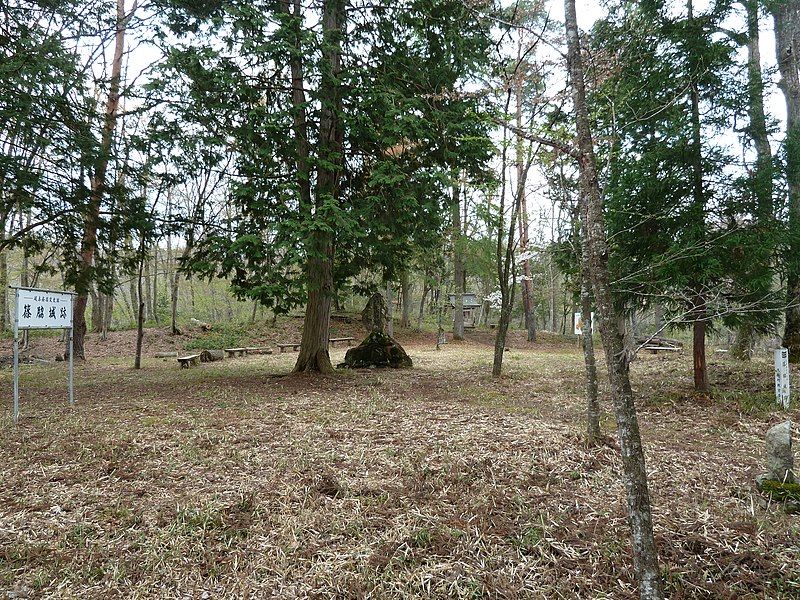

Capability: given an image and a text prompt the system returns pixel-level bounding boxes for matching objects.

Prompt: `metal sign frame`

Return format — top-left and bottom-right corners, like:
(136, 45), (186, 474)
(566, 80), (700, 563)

(10, 286), (77, 424)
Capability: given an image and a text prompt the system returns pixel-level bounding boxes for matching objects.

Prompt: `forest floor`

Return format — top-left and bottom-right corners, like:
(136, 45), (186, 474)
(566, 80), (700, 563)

(1, 324), (799, 598)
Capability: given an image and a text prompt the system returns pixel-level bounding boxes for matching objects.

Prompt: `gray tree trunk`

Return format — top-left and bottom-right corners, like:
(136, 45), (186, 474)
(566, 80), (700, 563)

(773, 1), (800, 361)
(565, 1), (663, 597)
(417, 280), (429, 330)
(452, 182), (465, 340)
(400, 271), (411, 328)
(579, 199), (600, 446)
(0, 221), (7, 333)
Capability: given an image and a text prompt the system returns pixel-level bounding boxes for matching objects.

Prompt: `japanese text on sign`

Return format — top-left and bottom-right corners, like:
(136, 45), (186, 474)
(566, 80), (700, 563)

(775, 347), (790, 409)
(15, 288), (73, 329)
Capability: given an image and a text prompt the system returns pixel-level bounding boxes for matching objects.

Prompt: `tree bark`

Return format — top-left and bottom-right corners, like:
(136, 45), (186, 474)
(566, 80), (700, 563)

(565, 1), (663, 597)
(493, 91), (518, 377)
(73, 0), (130, 360)
(687, 0), (709, 393)
(400, 271), (411, 328)
(417, 280), (429, 330)
(143, 256), (152, 322)
(515, 64), (536, 343)
(772, 2), (800, 361)
(135, 244), (145, 370)
(151, 250), (159, 324)
(0, 219), (7, 332)
(293, 0), (343, 373)
(385, 281), (394, 337)
(579, 197), (601, 445)
(452, 181), (465, 340)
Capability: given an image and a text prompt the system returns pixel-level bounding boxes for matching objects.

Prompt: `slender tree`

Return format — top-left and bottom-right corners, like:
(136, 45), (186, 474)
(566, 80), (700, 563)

(565, 1), (664, 596)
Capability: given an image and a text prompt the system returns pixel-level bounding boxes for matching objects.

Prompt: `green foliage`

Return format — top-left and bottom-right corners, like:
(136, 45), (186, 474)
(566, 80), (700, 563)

(758, 479), (800, 503)
(183, 323), (250, 351)
(589, 0), (783, 331)
(151, 0), (495, 312)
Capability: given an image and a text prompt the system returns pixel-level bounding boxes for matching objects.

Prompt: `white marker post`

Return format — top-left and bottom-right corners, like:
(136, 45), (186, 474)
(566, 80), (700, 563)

(573, 311), (595, 335)
(10, 287), (76, 423)
(775, 347), (790, 409)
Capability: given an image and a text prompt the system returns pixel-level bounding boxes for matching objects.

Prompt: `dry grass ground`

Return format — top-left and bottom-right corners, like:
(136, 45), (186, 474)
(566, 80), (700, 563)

(1, 329), (799, 598)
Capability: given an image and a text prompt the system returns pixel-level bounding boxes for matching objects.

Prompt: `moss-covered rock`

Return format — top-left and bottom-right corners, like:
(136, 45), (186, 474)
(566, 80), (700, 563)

(339, 331), (412, 369)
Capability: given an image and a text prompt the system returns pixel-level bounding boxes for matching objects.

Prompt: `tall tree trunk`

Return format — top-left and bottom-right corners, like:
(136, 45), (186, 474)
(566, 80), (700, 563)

(102, 289), (113, 340)
(452, 181), (465, 340)
(73, 0), (130, 360)
(294, 0), (343, 373)
(493, 91), (518, 377)
(579, 198), (600, 445)
(417, 280), (429, 330)
(0, 219), (7, 333)
(151, 250), (159, 324)
(400, 271), (411, 328)
(731, 0), (773, 361)
(134, 245), (145, 370)
(772, 2), (800, 361)
(90, 286), (102, 333)
(143, 256), (152, 322)
(687, 0), (709, 393)
(564, 1), (663, 597)
(515, 64), (536, 343)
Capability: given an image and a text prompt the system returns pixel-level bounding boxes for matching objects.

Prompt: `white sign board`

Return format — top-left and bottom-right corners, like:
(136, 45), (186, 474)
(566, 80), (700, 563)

(10, 286), (76, 424)
(16, 288), (73, 329)
(574, 311), (595, 335)
(775, 347), (790, 409)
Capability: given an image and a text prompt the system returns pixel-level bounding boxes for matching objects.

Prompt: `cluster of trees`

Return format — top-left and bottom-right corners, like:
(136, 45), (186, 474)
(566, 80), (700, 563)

(3, 1), (800, 596)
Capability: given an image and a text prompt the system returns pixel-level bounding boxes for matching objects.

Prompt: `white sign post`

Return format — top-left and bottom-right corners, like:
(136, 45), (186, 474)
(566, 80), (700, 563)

(11, 286), (76, 423)
(775, 347), (790, 409)
(574, 312), (595, 335)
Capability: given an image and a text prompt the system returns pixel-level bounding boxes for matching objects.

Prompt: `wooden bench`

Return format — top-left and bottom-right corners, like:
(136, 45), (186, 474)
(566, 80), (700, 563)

(224, 348), (248, 358)
(329, 337), (356, 347)
(177, 354), (201, 368)
(644, 346), (681, 355)
(277, 343), (301, 353)
(245, 346), (273, 355)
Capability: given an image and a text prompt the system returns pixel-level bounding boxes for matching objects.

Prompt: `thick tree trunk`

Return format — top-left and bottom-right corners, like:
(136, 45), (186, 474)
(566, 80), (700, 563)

(452, 182), (465, 340)
(565, 1), (663, 597)
(73, 0), (129, 360)
(293, 0), (342, 374)
(294, 231), (334, 373)
(400, 271), (411, 328)
(772, 2), (800, 361)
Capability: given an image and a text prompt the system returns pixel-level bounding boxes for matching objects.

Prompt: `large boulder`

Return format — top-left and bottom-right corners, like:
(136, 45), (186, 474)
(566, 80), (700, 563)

(361, 293), (388, 333)
(339, 331), (412, 369)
